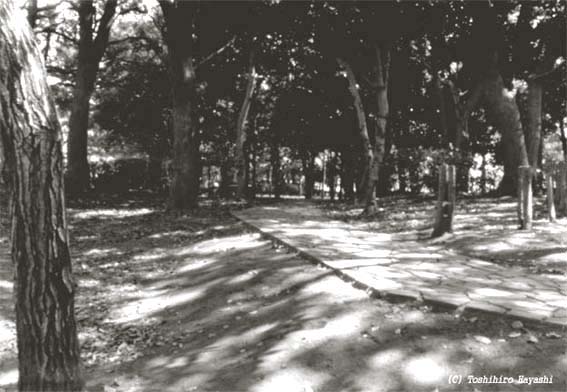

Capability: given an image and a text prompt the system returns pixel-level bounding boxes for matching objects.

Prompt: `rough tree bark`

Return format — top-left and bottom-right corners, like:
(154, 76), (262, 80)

(525, 78), (543, 170)
(66, 0), (117, 195)
(482, 69), (530, 195)
(0, 2), (83, 390)
(160, 1), (201, 209)
(432, 164), (456, 237)
(367, 44), (390, 213)
(235, 50), (256, 199)
(336, 57), (375, 213)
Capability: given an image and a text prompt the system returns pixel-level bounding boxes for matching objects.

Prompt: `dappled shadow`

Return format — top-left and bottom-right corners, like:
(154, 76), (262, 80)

(321, 196), (567, 273)
(76, 197), (565, 391)
(1, 195), (566, 391)
(236, 201), (567, 326)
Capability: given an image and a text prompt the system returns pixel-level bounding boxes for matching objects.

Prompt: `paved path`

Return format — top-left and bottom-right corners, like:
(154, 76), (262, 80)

(234, 202), (567, 326)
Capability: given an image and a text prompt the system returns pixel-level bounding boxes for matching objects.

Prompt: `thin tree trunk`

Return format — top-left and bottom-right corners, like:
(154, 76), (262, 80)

(219, 159), (231, 198)
(518, 166), (533, 229)
(302, 151), (315, 200)
(270, 141), (281, 199)
(340, 147), (355, 202)
(547, 173), (556, 222)
(235, 50), (256, 199)
(66, 0), (117, 195)
(161, 1), (200, 209)
(560, 120), (567, 162)
(0, 2), (83, 390)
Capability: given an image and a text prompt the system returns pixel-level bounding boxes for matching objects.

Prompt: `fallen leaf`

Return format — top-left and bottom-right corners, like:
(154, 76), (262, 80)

(474, 335), (491, 344)
(511, 321), (523, 329)
(527, 334), (539, 344)
(545, 332), (561, 339)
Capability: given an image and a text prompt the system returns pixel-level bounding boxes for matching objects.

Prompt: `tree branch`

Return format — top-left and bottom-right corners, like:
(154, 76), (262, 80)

(93, 0), (118, 60)
(41, 27), (77, 44)
(196, 36), (236, 69)
(528, 62), (565, 81)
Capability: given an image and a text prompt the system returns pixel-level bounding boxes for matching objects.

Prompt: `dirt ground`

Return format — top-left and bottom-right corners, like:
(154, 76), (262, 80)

(0, 194), (566, 391)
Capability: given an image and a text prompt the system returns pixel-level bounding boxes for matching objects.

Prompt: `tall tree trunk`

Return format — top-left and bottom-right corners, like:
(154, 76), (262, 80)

(483, 71), (529, 195)
(367, 44), (390, 213)
(66, 0), (117, 196)
(336, 57), (375, 213)
(0, 2), (83, 390)
(525, 77), (542, 169)
(161, 1), (200, 209)
(235, 50), (256, 199)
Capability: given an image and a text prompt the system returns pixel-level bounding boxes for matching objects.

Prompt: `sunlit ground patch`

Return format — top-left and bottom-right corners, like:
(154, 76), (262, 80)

(0, 369), (17, 387)
(176, 233), (263, 257)
(402, 354), (450, 385)
(71, 208), (154, 220)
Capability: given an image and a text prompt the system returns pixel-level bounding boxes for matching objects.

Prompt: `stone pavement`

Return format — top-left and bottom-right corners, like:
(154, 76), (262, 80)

(233, 202), (567, 327)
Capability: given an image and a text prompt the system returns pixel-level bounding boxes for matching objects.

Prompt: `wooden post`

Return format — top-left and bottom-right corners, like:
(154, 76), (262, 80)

(432, 164), (456, 237)
(518, 166), (533, 229)
(547, 173), (556, 222)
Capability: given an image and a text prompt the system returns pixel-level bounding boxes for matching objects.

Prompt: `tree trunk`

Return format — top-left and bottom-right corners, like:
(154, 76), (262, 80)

(270, 141), (281, 199)
(66, 0), (117, 196)
(517, 166), (533, 229)
(302, 151), (315, 200)
(525, 77), (542, 169)
(26, 0), (38, 28)
(235, 50), (256, 199)
(328, 152), (338, 201)
(161, 1), (200, 209)
(250, 151), (257, 199)
(432, 164), (456, 237)
(557, 162), (567, 216)
(482, 71), (529, 195)
(0, 2), (83, 390)
(368, 44), (390, 212)
(219, 159), (231, 198)
(547, 173), (556, 222)
(560, 120), (567, 162)
(340, 147), (355, 202)
(336, 57), (375, 213)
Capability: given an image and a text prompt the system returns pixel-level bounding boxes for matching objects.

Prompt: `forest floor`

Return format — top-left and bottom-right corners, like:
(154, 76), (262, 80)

(0, 193), (566, 392)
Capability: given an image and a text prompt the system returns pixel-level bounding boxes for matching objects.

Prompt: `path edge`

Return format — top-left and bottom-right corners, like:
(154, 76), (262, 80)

(232, 211), (566, 329)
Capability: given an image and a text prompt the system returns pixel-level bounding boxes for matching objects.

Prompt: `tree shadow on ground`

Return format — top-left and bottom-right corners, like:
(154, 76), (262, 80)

(1, 196), (566, 391)
(66, 199), (565, 392)
(320, 196), (567, 273)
